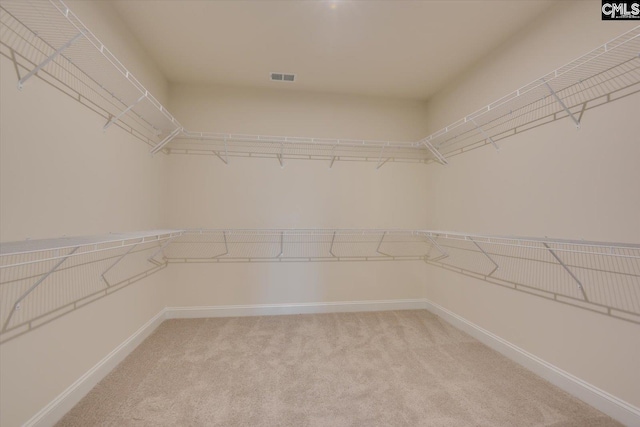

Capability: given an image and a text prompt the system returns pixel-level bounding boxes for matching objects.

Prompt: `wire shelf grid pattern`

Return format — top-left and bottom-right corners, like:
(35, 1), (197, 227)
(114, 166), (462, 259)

(1, 1), (637, 165)
(419, 26), (640, 158)
(0, 0), (182, 144)
(422, 231), (640, 322)
(160, 229), (432, 262)
(1, 229), (639, 342)
(167, 133), (431, 165)
(0, 231), (181, 343)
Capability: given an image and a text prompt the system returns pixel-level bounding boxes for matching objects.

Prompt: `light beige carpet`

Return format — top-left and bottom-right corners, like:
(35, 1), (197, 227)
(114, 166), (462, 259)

(57, 310), (620, 426)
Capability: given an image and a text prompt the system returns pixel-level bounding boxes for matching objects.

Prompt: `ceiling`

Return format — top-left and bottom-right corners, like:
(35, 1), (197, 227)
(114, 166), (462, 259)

(112, 0), (553, 100)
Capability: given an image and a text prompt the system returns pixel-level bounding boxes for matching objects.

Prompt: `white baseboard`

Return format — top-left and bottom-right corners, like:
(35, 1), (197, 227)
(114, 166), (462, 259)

(24, 309), (167, 427)
(422, 298), (640, 427)
(165, 299), (426, 319)
(24, 298), (640, 427)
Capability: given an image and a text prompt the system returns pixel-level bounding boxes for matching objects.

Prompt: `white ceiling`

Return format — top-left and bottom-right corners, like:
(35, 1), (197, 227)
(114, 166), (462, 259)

(112, 0), (553, 100)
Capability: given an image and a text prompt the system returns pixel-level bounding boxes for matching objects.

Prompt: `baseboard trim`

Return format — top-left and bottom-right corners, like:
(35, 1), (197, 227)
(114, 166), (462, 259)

(23, 298), (640, 427)
(422, 298), (640, 427)
(24, 309), (167, 427)
(165, 299), (426, 319)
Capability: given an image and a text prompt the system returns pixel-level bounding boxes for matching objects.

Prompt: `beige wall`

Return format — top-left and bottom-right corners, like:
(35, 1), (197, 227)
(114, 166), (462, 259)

(422, 0), (640, 407)
(0, 2), (172, 425)
(2, 0), (639, 424)
(165, 84), (431, 308)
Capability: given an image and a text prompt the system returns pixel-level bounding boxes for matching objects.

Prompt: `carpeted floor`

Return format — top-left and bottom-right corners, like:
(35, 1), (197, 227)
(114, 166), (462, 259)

(57, 310), (620, 426)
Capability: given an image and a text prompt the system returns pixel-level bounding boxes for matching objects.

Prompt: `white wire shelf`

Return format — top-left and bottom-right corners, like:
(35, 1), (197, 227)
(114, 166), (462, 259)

(166, 133), (432, 167)
(1, 1), (637, 165)
(1, 229), (638, 342)
(159, 229), (431, 262)
(419, 25), (640, 160)
(0, 0), (182, 146)
(422, 231), (640, 323)
(0, 230), (182, 342)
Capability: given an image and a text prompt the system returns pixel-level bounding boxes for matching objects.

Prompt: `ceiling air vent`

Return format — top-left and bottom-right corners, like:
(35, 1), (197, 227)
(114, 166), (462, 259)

(271, 72), (296, 82)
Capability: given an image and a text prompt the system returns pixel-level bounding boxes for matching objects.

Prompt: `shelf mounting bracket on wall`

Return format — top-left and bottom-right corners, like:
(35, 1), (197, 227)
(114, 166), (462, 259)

(543, 81), (581, 129)
(213, 231), (229, 259)
(329, 231), (337, 257)
(277, 143), (285, 168)
(470, 117), (500, 152)
(148, 235), (180, 265)
(101, 243), (138, 286)
(278, 232), (284, 258)
(211, 150), (229, 165)
(150, 127), (184, 155)
(376, 231), (393, 257)
(469, 237), (499, 276)
(2, 246), (79, 332)
(422, 141), (449, 165)
(425, 235), (449, 261)
(329, 143), (338, 169)
(543, 242), (588, 301)
(376, 144), (388, 170)
(17, 32), (83, 90)
(103, 93), (147, 131)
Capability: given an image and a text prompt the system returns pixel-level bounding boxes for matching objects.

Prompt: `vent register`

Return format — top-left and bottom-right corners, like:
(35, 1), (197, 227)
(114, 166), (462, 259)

(1, 0), (638, 166)
(270, 72), (296, 82)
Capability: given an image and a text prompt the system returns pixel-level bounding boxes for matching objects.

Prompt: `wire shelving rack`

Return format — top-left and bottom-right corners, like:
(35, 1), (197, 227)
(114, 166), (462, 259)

(0, 230), (182, 342)
(2, 1), (637, 165)
(0, 0), (183, 148)
(167, 133), (431, 168)
(418, 26), (640, 160)
(2, 228), (638, 343)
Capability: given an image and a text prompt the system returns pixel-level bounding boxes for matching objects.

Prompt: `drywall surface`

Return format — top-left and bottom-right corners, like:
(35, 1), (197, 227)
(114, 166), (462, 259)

(0, 269), (170, 427)
(422, 0), (640, 408)
(0, 2), (171, 425)
(166, 84), (431, 304)
(168, 261), (427, 308)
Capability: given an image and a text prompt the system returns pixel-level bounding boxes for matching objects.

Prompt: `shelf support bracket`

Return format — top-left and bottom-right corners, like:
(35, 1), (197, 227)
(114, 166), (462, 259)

(18, 32), (83, 90)
(212, 150), (228, 165)
(147, 235), (179, 265)
(329, 231), (337, 257)
(329, 144), (337, 169)
(224, 138), (230, 164)
(543, 243), (588, 301)
(469, 237), (499, 277)
(213, 231), (229, 259)
(422, 141), (449, 165)
(376, 231), (393, 257)
(543, 81), (581, 129)
(470, 118), (500, 152)
(150, 127), (183, 155)
(278, 232), (284, 258)
(104, 93), (147, 131)
(376, 145), (388, 169)
(101, 243), (138, 286)
(277, 143), (285, 168)
(425, 235), (449, 262)
(3, 247), (79, 332)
